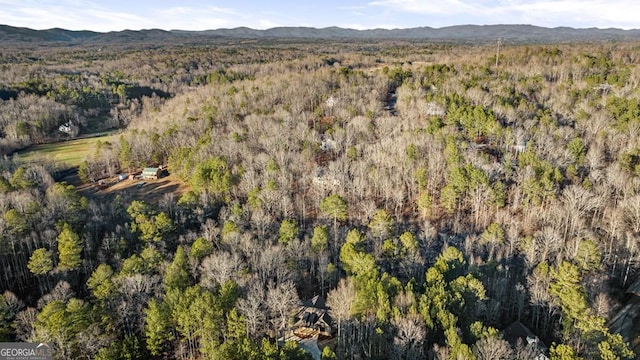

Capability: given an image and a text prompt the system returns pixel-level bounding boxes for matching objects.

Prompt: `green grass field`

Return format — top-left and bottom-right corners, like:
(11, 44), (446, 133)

(17, 133), (118, 168)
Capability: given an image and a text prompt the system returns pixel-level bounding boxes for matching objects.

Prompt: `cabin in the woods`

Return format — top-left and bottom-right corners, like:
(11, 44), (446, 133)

(58, 122), (72, 134)
(141, 167), (160, 180)
(281, 295), (333, 360)
(503, 321), (549, 360)
(293, 295), (333, 339)
(58, 121), (79, 136)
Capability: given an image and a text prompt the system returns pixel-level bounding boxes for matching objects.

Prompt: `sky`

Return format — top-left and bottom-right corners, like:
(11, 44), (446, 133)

(0, 0), (638, 32)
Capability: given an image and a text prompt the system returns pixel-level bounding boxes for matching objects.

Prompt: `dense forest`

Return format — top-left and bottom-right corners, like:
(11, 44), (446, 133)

(1, 38), (639, 360)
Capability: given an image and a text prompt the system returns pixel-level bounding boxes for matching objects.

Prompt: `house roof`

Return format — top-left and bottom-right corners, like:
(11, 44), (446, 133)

(301, 295), (327, 309)
(503, 321), (544, 348)
(294, 295), (333, 332)
(142, 167), (159, 174)
(295, 307), (332, 327)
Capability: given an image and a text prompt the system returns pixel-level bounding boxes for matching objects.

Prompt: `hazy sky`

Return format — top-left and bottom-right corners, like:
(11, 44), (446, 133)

(0, 0), (638, 32)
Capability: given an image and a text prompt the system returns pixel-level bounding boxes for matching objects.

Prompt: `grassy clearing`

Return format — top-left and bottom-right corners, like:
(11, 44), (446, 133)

(16, 133), (118, 168)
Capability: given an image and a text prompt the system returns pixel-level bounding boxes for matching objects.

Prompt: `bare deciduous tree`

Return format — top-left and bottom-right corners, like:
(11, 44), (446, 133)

(237, 279), (266, 340)
(199, 251), (243, 289)
(37, 281), (74, 308)
(14, 307), (37, 341)
(391, 314), (426, 360)
(473, 336), (514, 360)
(266, 280), (298, 341)
(327, 277), (355, 339)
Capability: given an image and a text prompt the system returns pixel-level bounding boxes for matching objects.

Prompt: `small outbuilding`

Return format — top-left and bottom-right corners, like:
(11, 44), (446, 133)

(142, 167), (160, 180)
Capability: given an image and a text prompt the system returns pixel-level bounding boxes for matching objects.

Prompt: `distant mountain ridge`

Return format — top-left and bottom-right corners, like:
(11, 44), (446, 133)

(2, 24), (640, 44)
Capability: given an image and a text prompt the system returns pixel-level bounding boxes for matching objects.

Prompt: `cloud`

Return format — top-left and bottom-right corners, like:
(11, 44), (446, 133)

(369, 0), (477, 15)
(337, 5), (368, 11)
(501, 1), (640, 28)
(0, 1), (234, 31)
(0, 0), (638, 31)
(150, 6), (238, 30)
(150, 6), (286, 30)
(0, 1), (283, 31)
(368, 0), (640, 29)
(86, 10), (149, 26)
(0, 4), (103, 30)
(338, 23), (371, 30)
(257, 19), (283, 29)
(0, 0), (150, 31)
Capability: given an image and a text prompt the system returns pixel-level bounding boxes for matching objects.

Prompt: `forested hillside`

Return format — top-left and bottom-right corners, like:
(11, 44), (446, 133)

(1, 39), (639, 359)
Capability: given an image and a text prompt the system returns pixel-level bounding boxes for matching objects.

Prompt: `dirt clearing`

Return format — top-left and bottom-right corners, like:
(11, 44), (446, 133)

(63, 170), (191, 205)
